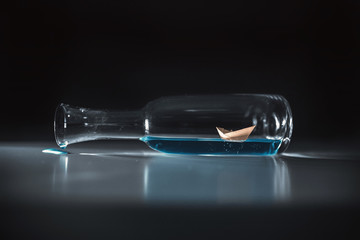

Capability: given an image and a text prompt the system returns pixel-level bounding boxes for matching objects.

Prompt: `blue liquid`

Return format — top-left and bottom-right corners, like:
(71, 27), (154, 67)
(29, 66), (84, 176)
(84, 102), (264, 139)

(140, 137), (282, 155)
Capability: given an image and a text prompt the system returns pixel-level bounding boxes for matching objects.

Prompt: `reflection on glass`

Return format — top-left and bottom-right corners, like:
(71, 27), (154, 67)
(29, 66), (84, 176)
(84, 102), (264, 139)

(54, 94), (293, 155)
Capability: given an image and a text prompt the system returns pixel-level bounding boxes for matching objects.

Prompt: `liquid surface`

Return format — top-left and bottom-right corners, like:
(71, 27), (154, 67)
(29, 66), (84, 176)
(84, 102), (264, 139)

(140, 137), (282, 155)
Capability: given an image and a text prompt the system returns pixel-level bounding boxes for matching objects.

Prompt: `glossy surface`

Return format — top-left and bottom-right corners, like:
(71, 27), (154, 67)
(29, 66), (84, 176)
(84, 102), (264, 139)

(1, 140), (360, 239)
(1, 140), (359, 205)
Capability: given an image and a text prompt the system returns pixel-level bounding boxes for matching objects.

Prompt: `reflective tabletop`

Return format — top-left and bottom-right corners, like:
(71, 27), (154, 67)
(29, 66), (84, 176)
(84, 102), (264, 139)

(1, 140), (359, 239)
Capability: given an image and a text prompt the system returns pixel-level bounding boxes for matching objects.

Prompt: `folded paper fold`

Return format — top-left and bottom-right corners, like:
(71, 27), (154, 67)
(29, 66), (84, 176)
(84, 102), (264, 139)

(216, 125), (256, 141)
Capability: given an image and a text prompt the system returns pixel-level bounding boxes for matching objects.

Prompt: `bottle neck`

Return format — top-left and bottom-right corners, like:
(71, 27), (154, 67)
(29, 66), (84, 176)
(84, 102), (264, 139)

(55, 104), (144, 148)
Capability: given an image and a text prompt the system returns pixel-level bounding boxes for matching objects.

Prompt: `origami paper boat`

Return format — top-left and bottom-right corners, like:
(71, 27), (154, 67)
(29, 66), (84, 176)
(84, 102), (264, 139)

(216, 125), (256, 141)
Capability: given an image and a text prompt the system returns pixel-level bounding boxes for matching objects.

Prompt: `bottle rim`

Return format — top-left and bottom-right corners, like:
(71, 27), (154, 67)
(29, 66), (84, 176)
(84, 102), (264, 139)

(54, 103), (68, 148)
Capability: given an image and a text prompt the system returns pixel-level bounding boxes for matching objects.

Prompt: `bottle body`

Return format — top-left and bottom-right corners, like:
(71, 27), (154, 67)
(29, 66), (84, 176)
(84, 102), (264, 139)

(55, 94), (293, 155)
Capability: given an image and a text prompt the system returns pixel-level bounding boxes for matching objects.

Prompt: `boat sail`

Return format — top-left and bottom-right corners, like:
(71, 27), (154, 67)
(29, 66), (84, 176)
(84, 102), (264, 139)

(216, 125), (256, 141)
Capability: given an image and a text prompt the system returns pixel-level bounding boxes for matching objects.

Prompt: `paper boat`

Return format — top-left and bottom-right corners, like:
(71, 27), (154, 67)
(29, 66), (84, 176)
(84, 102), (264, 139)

(216, 125), (256, 141)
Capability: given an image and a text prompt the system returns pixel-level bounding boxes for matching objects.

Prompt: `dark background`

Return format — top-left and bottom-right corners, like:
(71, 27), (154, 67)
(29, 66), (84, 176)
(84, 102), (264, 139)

(2, 2), (360, 239)
(2, 0), (359, 142)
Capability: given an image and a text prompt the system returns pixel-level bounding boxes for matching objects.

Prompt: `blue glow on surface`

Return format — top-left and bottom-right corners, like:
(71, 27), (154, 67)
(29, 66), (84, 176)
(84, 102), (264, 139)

(42, 148), (69, 155)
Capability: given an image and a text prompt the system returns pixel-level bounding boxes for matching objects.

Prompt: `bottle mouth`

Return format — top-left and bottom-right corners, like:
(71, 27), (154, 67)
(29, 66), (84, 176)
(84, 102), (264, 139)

(54, 103), (68, 148)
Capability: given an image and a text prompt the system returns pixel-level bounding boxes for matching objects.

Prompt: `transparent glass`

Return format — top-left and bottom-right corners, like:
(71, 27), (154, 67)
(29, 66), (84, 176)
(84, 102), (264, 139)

(54, 94), (293, 155)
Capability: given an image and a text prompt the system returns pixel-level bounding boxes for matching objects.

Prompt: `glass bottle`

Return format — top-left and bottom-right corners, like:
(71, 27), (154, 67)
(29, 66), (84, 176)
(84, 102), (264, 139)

(54, 94), (293, 155)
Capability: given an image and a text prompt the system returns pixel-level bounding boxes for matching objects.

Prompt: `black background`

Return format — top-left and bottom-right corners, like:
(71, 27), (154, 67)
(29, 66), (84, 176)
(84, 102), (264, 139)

(2, 2), (360, 239)
(2, 0), (359, 142)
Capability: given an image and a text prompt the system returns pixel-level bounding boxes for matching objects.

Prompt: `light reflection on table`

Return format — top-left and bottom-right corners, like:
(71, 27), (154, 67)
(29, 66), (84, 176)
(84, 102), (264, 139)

(50, 150), (291, 205)
(1, 141), (360, 206)
(1, 141), (360, 240)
